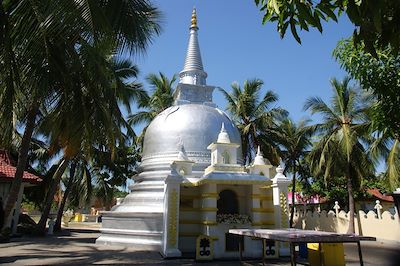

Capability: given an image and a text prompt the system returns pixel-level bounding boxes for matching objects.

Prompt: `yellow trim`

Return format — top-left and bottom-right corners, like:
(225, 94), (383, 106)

(180, 220), (200, 224)
(205, 165), (246, 174)
(179, 232), (199, 237)
(252, 221), (275, 226)
(180, 194), (198, 199)
(194, 179), (269, 186)
(201, 207), (218, 212)
(179, 233), (219, 241)
(181, 182), (195, 187)
(167, 189), (178, 247)
(180, 207), (200, 212)
(203, 221), (217, 226)
(252, 194), (273, 200)
(251, 207), (274, 213)
(260, 185), (273, 189)
(201, 193), (219, 198)
(279, 192), (289, 228)
(195, 235), (213, 260)
(179, 220), (218, 225)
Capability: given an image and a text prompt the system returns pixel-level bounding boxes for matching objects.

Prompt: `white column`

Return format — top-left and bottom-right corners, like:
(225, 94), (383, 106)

(162, 174), (182, 257)
(271, 167), (290, 256)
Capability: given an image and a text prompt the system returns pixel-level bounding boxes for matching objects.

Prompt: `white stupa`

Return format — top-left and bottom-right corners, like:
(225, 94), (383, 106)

(96, 9), (290, 259)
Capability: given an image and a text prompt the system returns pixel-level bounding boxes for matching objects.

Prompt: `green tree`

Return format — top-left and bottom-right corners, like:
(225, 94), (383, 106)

(53, 160), (77, 231)
(333, 38), (400, 139)
(0, 0), (161, 230)
(128, 72), (176, 147)
(305, 77), (374, 233)
(219, 78), (286, 165)
(254, 0), (400, 55)
(35, 53), (142, 234)
(276, 118), (313, 227)
(370, 129), (400, 190)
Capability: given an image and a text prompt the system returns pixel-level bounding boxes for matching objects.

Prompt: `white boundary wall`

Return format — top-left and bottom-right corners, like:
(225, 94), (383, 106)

(293, 209), (400, 242)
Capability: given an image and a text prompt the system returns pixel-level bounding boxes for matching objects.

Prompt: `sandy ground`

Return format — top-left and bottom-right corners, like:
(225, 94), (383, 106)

(0, 224), (399, 265)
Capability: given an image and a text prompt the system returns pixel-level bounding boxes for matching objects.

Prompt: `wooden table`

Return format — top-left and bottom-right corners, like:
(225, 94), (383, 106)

(229, 229), (376, 266)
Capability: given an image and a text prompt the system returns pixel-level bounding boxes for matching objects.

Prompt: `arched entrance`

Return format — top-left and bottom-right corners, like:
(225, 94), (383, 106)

(217, 190), (238, 215)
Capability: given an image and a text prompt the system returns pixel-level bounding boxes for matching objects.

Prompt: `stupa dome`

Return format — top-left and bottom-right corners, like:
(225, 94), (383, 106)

(141, 104), (242, 170)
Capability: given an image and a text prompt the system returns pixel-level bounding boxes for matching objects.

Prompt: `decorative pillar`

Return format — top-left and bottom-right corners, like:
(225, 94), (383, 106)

(162, 173), (182, 257)
(201, 183), (217, 233)
(271, 166), (290, 256)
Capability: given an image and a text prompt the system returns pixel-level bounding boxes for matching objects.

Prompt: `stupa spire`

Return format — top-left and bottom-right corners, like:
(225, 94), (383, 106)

(190, 7), (197, 29)
(179, 7), (208, 85)
(217, 123), (231, 143)
(253, 146), (266, 166)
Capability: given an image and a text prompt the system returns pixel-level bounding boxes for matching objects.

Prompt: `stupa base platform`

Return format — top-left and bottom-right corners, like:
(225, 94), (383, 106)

(96, 211), (163, 251)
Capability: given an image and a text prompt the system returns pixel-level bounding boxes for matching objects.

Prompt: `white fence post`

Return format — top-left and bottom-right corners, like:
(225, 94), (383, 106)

(333, 201), (340, 218)
(374, 200), (383, 219)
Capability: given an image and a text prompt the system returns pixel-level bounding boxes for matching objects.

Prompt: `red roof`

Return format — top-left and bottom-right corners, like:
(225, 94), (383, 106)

(366, 188), (394, 202)
(0, 149), (42, 184)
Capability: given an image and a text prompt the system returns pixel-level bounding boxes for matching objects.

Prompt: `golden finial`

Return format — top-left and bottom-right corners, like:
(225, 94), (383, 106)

(191, 7), (197, 28)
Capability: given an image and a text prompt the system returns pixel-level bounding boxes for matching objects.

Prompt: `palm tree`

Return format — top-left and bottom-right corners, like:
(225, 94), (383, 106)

(128, 72), (176, 147)
(370, 129), (400, 190)
(55, 142), (138, 231)
(218, 78), (287, 165)
(0, 0), (161, 230)
(304, 77), (374, 233)
(35, 53), (143, 233)
(276, 118), (313, 227)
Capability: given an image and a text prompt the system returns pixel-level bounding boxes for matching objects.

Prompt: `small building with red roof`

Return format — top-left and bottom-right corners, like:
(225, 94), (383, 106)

(0, 149), (42, 233)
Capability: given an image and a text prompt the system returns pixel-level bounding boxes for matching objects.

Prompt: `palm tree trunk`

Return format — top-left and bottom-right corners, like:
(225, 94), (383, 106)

(54, 161), (76, 232)
(2, 101), (39, 230)
(36, 158), (69, 234)
(346, 165), (355, 234)
(290, 165), (297, 228)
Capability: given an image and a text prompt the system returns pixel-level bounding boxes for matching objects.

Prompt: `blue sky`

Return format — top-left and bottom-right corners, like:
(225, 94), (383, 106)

(134, 0), (354, 123)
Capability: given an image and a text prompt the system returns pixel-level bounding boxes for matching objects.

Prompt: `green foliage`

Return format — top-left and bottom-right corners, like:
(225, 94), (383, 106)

(218, 78), (287, 165)
(128, 72), (176, 149)
(20, 200), (37, 213)
(254, 0), (400, 55)
(23, 164), (59, 211)
(65, 144), (138, 210)
(278, 118), (313, 175)
(0, 0), (161, 229)
(310, 175), (349, 207)
(276, 118), (313, 226)
(305, 77), (374, 232)
(333, 38), (400, 139)
(113, 189), (129, 199)
(361, 174), (392, 196)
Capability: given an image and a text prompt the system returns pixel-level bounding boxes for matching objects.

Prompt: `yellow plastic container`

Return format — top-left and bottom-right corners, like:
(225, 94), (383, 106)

(307, 243), (345, 266)
(74, 213), (82, 222)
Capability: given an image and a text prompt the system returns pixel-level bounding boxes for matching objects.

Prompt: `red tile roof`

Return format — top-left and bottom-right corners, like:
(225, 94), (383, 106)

(0, 149), (42, 184)
(366, 188), (394, 202)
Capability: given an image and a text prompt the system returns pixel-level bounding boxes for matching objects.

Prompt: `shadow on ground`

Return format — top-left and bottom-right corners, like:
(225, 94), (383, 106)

(1, 228), (399, 265)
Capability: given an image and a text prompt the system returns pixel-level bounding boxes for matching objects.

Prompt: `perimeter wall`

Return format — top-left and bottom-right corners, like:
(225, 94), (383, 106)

(293, 209), (400, 242)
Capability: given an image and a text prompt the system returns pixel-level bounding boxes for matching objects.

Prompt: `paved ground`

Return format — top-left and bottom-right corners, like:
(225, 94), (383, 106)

(0, 224), (399, 265)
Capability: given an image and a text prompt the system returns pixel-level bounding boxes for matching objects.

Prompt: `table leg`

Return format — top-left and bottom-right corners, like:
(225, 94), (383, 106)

(239, 235), (243, 261)
(262, 239), (265, 266)
(290, 242), (296, 266)
(319, 243), (324, 266)
(357, 241), (364, 266)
